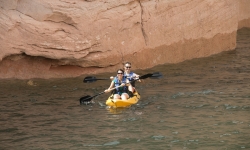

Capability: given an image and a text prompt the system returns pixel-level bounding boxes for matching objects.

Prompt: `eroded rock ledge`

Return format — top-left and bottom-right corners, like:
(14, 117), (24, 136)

(0, 0), (249, 79)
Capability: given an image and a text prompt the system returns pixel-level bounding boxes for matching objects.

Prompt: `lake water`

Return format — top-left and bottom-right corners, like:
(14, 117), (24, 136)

(1, 28), (250, 150)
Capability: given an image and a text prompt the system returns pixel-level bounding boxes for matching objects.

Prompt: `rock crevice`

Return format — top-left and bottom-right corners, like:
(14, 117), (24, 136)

(138, 0), (148, 46)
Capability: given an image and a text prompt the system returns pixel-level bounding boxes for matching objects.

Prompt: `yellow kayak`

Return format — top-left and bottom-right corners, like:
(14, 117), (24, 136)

(106, 91), (140, 107)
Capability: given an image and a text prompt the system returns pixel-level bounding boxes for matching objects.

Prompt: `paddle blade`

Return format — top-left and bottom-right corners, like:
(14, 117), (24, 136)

(83, 76), (109, 83)
(139, 72), (163, 79)
(79, 95), (92, 104)
(83, 76), (97, 83)
(150, 72), (163, 79)
(139, 73), (153, 79)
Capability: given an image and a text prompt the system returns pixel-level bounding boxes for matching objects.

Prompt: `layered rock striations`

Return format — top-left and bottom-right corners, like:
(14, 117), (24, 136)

(0, 0), (249, 79)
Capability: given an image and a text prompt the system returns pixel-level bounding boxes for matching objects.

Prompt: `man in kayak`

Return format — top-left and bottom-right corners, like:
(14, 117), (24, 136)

(123, 62), (140, 93)
(110, 62), (140, 93)
(105, 69), (132, 100)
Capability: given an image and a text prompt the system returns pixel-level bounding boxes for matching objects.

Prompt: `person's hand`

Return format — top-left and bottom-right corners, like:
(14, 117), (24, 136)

(110, 76), (114, 80)
(104, 89), (110, 93)
(126, 81), (131, 86)
(134, 75), (141, 82)
(121, 83), (125, 86)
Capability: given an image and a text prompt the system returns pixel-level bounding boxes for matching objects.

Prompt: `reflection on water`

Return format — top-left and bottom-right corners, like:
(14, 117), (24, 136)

(1, 28), (250, 150)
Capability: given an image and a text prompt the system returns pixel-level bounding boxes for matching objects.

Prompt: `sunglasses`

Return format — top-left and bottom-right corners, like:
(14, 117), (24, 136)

(117, 72), (123, 74)
(125, 66), (131, 68)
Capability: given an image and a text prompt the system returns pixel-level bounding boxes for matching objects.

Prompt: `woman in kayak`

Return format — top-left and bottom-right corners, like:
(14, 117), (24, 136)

(105, 69), (132, 100)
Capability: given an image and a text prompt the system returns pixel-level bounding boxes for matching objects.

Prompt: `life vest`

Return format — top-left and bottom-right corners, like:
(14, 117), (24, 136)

(124, 72), (136, 87)
(113, 76), (128, 95)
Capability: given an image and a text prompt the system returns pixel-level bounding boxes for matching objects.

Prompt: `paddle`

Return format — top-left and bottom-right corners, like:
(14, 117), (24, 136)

(83, 76), (109, 83)
(79, 72), (163, 104)
(83, 72), (162, 83)
(79, 84), (123, 105)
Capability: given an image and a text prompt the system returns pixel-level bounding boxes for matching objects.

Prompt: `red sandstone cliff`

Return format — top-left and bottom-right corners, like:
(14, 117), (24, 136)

(0, 0), (250, 79)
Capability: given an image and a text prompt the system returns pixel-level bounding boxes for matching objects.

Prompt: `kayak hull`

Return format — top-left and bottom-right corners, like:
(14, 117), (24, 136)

(106, 91), (140, 107)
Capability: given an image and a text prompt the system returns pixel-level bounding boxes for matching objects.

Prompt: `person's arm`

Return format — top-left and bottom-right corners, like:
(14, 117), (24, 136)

(126, 78), (133, 92)
(104, 81), (114, 93)
(133, 73), (141, 82)
(125, 78), (131, 86)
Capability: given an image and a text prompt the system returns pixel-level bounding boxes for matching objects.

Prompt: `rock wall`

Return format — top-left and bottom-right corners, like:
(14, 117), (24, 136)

(238, 0), (250, 29)
(0, 0), (249, 79)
